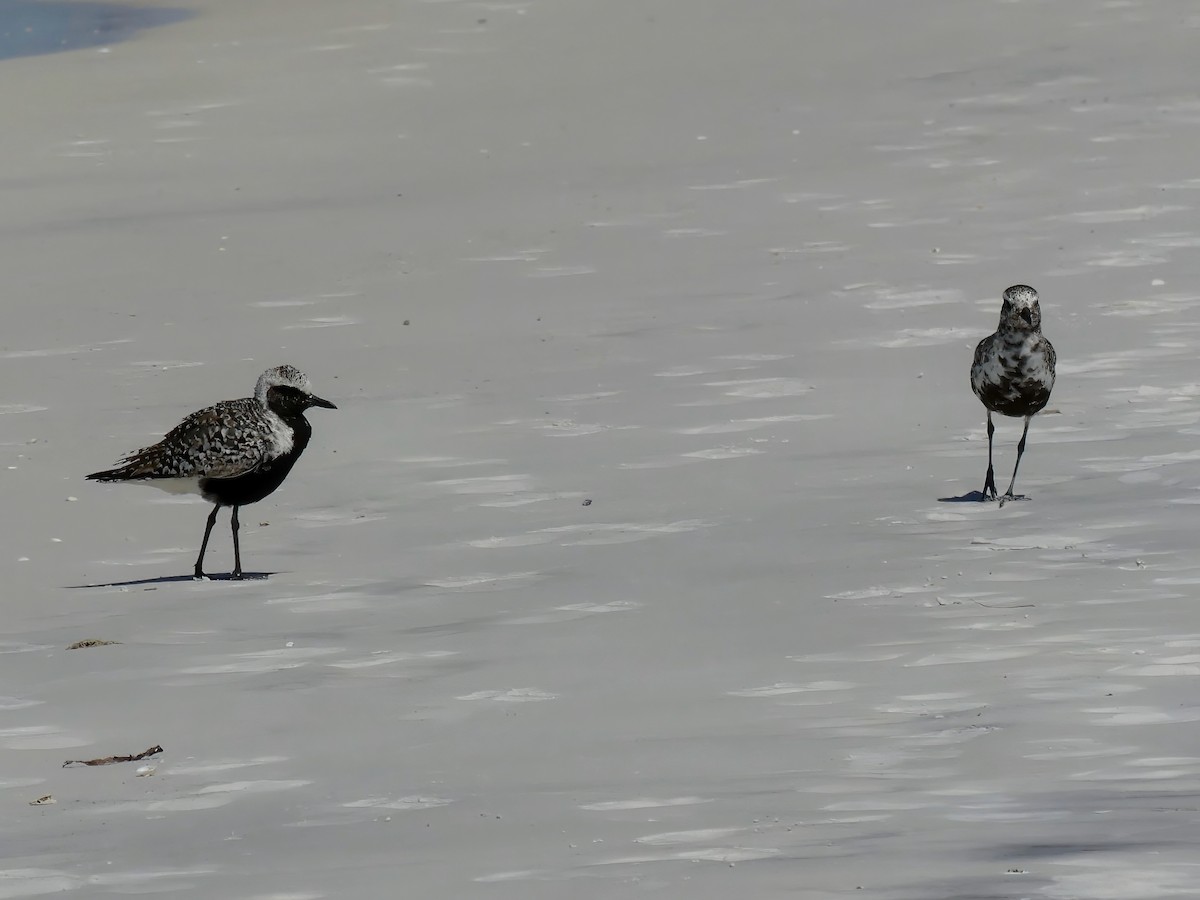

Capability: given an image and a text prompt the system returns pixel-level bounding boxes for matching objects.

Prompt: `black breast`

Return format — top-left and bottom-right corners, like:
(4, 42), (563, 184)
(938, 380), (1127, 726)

(200, 416), (313, 507)
(975, 380), (1053, 418)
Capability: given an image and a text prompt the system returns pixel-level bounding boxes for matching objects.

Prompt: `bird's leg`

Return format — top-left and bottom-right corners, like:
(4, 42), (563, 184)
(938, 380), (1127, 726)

(1002, 415), (1033, 502)
(981, 411), (998, 501)
(230, 505), (243, 579)
(195, 505), (221, 579)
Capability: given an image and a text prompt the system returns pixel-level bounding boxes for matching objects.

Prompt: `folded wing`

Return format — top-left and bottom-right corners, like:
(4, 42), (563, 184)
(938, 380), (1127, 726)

(89, 399), (276, 482)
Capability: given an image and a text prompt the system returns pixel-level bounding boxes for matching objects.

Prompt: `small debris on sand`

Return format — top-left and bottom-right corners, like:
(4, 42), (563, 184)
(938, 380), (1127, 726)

(63, 745), (163, 768)
(67, 639), (120, 650)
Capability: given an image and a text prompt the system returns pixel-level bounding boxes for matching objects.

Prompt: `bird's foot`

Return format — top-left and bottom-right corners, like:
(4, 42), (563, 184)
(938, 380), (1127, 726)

(998, 493), (1028, 507)
(231, 570), (244, 580)
(981, 471), (998, 501)
(193, 572), (209, 582)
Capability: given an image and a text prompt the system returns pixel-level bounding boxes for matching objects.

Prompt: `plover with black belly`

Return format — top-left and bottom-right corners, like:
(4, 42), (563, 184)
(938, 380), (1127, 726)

(970, 285), (1056, 502)
(88, 365), (337, 579)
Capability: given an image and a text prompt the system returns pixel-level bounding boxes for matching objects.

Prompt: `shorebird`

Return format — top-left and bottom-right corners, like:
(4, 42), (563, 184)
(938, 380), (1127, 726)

(88, 365), (337, 579)
(970, 285), (1056, 502)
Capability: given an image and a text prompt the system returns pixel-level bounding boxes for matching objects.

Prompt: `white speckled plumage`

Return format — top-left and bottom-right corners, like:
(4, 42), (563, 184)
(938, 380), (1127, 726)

(969, 285), (1057, 501)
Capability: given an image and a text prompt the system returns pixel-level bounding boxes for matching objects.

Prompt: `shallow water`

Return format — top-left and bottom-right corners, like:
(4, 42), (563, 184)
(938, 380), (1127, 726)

(0, 0), (189, 61)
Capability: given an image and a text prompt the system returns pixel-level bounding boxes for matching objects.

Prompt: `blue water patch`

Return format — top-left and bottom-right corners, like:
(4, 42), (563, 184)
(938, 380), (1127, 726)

(0, 0), (191, 61)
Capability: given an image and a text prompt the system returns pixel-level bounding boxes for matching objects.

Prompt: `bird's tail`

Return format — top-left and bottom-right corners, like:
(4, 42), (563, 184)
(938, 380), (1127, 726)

(86, 465), (137, 482)
(86, 456), (163, 482)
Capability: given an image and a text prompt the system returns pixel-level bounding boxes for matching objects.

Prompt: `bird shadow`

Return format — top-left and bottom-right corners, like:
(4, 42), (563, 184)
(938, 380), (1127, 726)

(66, 572), (277, 589)
(938, 490), (990, 503)
(938, 491), (1029, 505)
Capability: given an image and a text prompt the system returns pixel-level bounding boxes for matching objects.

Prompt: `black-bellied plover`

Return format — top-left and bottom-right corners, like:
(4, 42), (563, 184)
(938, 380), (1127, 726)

(970, 285), (1056, 502)
(87, 365), (337, 579)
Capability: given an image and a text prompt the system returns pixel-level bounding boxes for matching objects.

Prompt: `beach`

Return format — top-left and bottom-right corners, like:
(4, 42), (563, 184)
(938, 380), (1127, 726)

(3, 1), (1200, 896)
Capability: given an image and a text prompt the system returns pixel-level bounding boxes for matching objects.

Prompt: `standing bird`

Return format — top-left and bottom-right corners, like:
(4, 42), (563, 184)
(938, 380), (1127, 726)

(87, 365), (337, 579)
(970, 285), (1056, 502)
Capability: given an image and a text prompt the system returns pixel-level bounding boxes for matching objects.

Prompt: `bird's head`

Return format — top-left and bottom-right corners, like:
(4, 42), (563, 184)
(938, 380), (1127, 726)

(998, 284), (1042, 333)
(255, 364), (338, 413)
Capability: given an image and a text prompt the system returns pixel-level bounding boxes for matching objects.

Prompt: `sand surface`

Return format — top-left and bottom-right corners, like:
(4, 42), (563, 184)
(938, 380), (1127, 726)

(3, 0), (1200, 897)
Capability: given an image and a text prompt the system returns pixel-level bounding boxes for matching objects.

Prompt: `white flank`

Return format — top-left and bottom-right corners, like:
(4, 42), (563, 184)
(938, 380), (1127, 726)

(263, 409), (295, 458)
(123, 477), (205, 496)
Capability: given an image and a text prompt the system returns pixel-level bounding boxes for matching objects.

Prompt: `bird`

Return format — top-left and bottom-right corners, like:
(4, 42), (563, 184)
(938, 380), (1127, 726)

(87, 364), (337, 579)
(970, 284), (1057, 502)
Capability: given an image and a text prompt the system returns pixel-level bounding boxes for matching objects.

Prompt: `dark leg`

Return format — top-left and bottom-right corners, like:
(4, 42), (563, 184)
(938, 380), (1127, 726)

(195, 505), (221, 579)
(1004, 415), (1033, 500)
(230, 506), (243, 579)
(981, 411), (998, 500)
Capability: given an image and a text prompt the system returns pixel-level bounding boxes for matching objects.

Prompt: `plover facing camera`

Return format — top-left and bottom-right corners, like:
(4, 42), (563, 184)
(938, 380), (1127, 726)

(970, 285), (1056, 502)
(88, 365), (337, 579)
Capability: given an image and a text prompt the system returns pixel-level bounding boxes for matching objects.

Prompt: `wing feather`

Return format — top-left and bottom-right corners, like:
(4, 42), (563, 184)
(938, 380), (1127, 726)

(112, 398), (274, 480)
